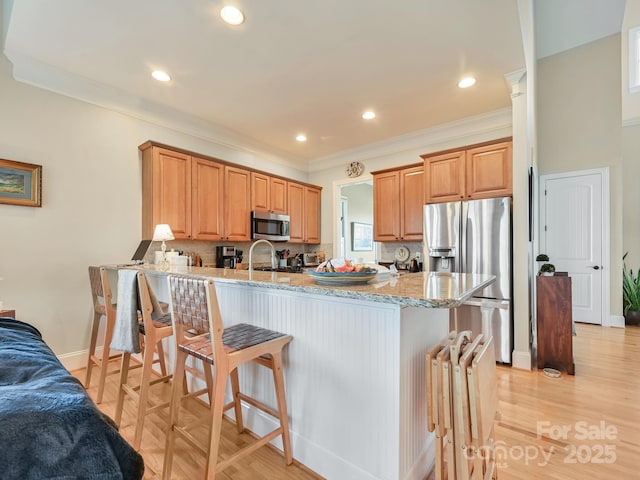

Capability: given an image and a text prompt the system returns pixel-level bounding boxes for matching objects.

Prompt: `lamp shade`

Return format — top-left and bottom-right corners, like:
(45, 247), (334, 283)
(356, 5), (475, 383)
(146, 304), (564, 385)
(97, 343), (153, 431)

(152, 224), (175, 242)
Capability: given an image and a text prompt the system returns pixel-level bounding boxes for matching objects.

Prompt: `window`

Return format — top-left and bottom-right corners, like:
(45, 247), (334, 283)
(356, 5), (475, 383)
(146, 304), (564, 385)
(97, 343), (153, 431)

(630, 26), (640, 93)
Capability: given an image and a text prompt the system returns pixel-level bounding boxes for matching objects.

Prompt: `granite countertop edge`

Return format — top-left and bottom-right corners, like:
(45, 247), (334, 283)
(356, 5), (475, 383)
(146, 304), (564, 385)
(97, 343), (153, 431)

(108, 265), (495, 309)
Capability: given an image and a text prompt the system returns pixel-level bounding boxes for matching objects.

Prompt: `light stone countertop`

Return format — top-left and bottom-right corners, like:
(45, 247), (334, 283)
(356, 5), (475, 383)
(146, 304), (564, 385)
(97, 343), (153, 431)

(121, 264), (495, 309)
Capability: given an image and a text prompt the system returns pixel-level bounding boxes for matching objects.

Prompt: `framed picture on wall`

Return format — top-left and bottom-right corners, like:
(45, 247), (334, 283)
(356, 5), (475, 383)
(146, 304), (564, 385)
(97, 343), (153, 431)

(351, 222), (373, 251)
(0, 159), (42, 207)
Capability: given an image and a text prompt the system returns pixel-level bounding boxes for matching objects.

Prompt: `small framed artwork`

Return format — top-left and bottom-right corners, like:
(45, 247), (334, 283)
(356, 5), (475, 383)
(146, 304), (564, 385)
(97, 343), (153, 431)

(351, 222), (373, 251)
(0, 159), (42, 207)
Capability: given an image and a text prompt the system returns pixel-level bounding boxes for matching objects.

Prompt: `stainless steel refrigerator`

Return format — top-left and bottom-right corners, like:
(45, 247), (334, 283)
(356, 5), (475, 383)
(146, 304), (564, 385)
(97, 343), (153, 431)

(423, 196), (512, 364)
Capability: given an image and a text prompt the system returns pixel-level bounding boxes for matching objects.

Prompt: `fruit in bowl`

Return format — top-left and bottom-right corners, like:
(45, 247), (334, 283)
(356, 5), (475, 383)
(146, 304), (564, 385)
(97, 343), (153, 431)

(317, 259), (375, 273)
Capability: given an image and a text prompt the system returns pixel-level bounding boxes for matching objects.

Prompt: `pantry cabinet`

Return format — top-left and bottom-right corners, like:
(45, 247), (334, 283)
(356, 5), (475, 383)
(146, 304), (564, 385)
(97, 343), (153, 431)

(288, 182), (321, 244)
(422, 139), (512, 204)
(251, 172), (287, 214)
(372, 164), (424, 242)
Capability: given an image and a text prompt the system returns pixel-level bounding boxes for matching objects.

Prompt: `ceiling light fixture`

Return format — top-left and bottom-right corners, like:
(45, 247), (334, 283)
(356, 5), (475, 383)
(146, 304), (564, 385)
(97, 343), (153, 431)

(296, 134), (307, 142)
(151, 70), (171, 82)
(362, 111), (376, 120)
(220, 6), (245, 25)
(458, 76), (476, 88)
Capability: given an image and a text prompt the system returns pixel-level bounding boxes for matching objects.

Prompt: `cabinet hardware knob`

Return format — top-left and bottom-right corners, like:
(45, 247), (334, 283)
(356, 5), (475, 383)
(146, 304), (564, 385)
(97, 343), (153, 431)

(589, 265), (602, 270)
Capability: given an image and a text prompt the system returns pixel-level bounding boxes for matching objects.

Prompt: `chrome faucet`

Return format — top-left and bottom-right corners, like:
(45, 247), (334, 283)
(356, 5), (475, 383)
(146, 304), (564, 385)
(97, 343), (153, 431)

(248, 239), (276, 272)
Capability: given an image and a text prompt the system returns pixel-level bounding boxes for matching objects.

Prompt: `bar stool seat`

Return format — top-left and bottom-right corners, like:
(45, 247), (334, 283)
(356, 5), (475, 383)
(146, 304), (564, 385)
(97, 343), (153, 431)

(162, 275), (293, 480)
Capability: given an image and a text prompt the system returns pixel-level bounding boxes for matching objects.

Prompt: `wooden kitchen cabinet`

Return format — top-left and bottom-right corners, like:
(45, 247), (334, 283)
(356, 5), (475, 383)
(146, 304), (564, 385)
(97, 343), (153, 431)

(192, 157), (224, 240)
(422, 139), (512, 204)
(399, 166), (424, 240)
(224, 166), (251, 242)
(465, 141), (512, 200)
(423, 150), (465, 203)
(251, 172), (287, 214)
(287, 182), (321, 244)
(141, 143), (233, 241)
(536, 275), (575, 375)
(141, 146), (192, 240)
(372, 164), (423, 242)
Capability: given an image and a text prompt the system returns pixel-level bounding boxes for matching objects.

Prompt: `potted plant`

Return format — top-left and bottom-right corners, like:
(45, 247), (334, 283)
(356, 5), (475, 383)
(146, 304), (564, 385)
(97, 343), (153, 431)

(539, 263), (555, 276)
(536, 254), (550, 275)
(623, 253), (640, 325)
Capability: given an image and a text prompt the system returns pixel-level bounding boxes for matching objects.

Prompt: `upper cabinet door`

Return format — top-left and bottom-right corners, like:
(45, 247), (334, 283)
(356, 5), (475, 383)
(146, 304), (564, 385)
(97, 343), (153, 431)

(270, 177), (288, 214)
(304, 186), (321, 244)
(152, 148), (192, 239)
(287, 182), (305, 243)
(423, 150), (465, 204)
(251, 172), (270, 212)
(224, 166), (251, 241)
(373, 171), (400, 241)
(192, 157), (224, 241)
(400, 166), (424, 240)
(465, 141), (512, 200)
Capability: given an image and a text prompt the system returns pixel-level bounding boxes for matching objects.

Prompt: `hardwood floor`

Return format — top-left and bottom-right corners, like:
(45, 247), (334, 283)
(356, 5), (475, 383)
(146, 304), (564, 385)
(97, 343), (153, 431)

(73, 323), (640, 479)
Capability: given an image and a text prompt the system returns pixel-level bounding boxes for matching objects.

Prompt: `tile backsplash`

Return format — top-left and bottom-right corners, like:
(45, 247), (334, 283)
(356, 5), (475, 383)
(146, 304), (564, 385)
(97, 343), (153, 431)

(376, 241), (422, 266)
(144, 240), (324, 268)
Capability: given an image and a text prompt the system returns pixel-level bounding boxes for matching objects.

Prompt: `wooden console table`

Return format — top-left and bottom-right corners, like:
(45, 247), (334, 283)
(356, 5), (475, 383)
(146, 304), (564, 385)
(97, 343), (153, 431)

(0, 309), (16, 319)
(536, 276), (574, 375)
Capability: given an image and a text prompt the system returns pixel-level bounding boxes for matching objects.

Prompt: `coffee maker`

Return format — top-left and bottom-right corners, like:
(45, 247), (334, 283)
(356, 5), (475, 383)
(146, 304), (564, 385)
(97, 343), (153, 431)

(216, 246), (237, 268)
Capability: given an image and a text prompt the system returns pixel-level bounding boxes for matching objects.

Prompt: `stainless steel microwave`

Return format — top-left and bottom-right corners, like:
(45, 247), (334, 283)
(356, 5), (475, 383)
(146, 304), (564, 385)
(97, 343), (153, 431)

(251, 211), (290, 242)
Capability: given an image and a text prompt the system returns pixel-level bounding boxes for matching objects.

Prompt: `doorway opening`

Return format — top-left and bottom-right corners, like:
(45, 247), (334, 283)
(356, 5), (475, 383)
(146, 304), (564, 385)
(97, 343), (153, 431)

(333, 176), (375, 262)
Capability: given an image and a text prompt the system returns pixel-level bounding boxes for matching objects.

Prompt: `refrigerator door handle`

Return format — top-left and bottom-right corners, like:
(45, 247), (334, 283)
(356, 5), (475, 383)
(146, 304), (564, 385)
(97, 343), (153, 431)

(459, 200), (467, 273)
(463, 299), (510, 310)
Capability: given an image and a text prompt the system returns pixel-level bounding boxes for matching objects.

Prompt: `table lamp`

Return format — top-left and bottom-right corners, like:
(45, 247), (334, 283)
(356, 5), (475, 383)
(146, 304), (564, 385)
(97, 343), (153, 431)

(152, 224), (175, 269)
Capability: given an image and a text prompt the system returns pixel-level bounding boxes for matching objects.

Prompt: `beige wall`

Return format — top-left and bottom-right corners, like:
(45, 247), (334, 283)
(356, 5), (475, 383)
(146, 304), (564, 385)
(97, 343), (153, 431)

(622, 0), (640, 123)
(0, 51), (305, 358)
(622, 124), (640, 269)
(537, 34), (623, 316)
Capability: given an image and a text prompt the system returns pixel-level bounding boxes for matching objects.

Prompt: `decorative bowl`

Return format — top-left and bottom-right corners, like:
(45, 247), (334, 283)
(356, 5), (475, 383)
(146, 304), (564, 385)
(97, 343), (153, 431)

(306, 270), (377, 286)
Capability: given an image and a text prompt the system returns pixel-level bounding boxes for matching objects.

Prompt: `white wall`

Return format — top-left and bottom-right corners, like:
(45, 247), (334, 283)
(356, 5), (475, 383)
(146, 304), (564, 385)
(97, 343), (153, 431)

(0, 50), (306, 358)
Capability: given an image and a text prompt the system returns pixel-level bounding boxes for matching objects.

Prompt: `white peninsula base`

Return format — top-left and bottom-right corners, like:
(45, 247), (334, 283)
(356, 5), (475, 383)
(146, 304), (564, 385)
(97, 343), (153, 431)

(212, 282), (447, 480)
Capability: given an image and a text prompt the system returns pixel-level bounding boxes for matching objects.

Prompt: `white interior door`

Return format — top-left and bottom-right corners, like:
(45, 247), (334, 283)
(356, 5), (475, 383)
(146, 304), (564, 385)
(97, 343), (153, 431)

(541, 171), (605, 325)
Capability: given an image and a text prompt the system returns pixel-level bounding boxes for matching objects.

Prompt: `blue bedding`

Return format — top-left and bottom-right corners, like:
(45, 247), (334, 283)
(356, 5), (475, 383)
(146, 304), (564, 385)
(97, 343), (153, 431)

(0, 317), (144, 479)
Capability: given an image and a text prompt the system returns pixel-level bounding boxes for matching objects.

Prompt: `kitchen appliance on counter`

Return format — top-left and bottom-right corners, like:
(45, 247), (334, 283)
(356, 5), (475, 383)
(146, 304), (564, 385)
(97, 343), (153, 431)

(423, 196), (513, 364)
(302, 252), (320, 267)
(216, 246), (237, 269)
(251, 211), (290, 242)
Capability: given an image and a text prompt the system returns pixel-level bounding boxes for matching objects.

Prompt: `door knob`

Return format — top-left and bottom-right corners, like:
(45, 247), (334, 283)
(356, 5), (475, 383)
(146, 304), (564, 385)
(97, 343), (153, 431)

(589, 265), (601, 270)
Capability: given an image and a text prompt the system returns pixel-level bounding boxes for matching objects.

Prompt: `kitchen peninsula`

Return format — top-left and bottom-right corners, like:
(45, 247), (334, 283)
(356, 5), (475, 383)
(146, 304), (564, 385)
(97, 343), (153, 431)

(136, 265), (494, 480)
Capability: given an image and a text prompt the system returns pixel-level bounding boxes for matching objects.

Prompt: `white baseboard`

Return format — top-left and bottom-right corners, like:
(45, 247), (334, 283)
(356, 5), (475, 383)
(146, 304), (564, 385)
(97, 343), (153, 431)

(511, 350), (532, 370)
(58, 348), (90, 371)
(603, 315), (625, 328)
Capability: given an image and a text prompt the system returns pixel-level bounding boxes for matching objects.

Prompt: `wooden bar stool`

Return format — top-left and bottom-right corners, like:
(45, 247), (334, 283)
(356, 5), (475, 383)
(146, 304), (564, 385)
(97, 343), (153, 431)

(114, 271), (173, 450)
(85, 266), (122, 403)
(162, 275), (293, 480)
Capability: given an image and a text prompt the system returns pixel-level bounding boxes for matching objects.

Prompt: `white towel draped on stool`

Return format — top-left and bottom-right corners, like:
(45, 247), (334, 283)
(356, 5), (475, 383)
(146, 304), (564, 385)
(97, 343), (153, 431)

(110, 269), (164, 353)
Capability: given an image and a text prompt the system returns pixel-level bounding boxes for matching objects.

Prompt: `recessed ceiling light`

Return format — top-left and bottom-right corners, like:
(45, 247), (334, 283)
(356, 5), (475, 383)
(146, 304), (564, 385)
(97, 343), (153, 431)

(458, 76), (476, 88)
(151, 70), (171, 82)
(296, 134), (307, 142)
(220, 6), (245, 25)
(362, 111), (376, 120)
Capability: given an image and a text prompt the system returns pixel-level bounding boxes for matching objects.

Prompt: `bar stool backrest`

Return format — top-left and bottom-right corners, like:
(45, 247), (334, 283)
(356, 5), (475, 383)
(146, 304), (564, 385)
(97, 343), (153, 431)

(89, 265), (105, 300)
(167, 275), (225, 363)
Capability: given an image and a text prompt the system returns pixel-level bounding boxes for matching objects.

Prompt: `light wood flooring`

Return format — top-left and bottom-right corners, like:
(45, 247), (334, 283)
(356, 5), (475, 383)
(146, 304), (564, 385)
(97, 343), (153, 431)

(73, 323), (640, 479)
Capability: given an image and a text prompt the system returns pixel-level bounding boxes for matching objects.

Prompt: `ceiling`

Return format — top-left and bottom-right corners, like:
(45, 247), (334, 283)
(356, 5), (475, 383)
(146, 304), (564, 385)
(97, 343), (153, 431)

(0, 1), (626, 167)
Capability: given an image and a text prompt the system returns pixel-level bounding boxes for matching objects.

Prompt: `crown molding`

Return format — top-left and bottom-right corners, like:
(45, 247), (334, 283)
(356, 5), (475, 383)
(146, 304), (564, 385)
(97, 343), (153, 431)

(3, 49), (305, 171)
(307, 107), (513, 172)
